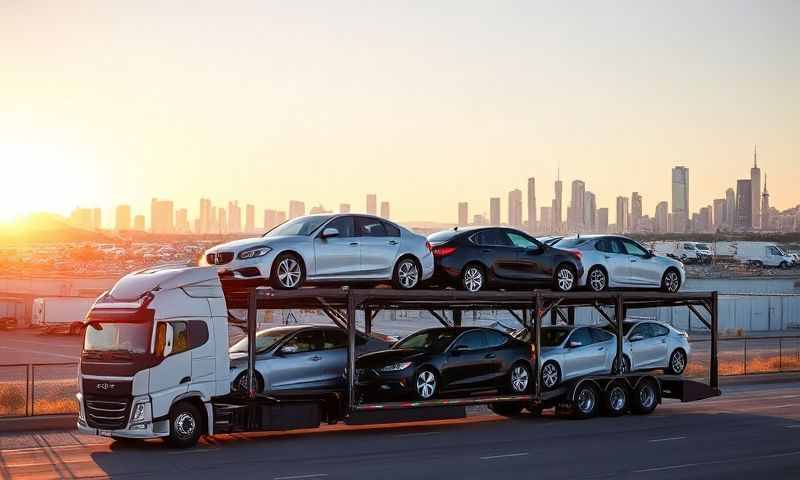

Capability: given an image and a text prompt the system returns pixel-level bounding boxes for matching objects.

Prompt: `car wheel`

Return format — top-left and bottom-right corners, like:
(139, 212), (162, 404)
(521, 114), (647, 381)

(393, 257), (420, 289)
(613, 355), (631, 374)
(753, 260), (764, 268)
(165, 401), (203, 448)
(660, 268), (681, 293)
(233, 371), (264, 394)
(415, 368), (438, 400)
(573, 383), (599, 419)
(271, 253), (305, 290)
(779, 261), (789, 269)
(554, 264), (577, 292)
(666, 349), (687, 375)
(631, 378), (658, 415)
(461, 264), (485, 292)
(587, 267), (608, 292)
(507, 362), (532, 394)
(603, 384), (628, 417)
(489, 402), (525, 417)
(541, 361), (561, 390)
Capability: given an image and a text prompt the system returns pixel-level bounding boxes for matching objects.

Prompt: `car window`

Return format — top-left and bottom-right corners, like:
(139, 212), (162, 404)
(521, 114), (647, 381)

(383, 221), (401, 237)
(507, 232), (538, 248)
(651, 324), (669, 337)
(395, 330), (460, 352)
(323, 330), (348, 349)
(485, 330), (509, 348)
(767, 246), (781, 256)
(554, 237), (589, 249)
(471, 229), (512, 247)
(568, 328), (593, 347)
(630, 323), (652, 339)
(589, 328), (613, 343)
(324, 216), (355, 237)
(356, 217), (388, 237)
(622, 239), (649, 257)
(455, 331), (487, 350)
(284, 330), (324, 353)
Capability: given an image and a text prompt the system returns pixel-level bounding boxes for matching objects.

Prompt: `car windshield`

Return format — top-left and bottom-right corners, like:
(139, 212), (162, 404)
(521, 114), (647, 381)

(264, 215), (332, 237)
(230, 329), (289, 354)
(513, 327), (571, 347)
(696, 244), (710, 250)
(395, 330), (460, 353)
(554, 238), (589, 249)
(84, 322), (151, 354)
(684, 244), (695, 250)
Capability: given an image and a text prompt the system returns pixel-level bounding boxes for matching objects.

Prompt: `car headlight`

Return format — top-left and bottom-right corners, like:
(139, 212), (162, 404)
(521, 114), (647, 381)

(238, 246), (272, 260)
(380, 362), (412, 372)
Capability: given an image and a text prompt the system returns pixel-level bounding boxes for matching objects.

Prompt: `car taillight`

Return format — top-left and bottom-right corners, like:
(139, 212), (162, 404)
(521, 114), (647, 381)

(570, 250), (582, 260)
(432, 246), (457, 257)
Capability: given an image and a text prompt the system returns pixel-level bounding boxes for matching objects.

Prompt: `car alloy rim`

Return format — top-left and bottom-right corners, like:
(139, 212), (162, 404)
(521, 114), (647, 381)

(511, 366), (529, 392)
(671, 351), (685, 373)
(464, 267), (483, 292)
(557, 268), (574, 291)
(577, 387), (595, 413)
(665, 271), (679, 293)
(589, 270), (606, 291)
(639, 384), (655, 408)
(174, 412), (196, 439)
(609, 386), (626, 411)
(278, 258), (302, 288)
(542, 363), (558, 388)
(616, 356), (629, 374)
(417, 371), (436, 399)
(398, 261), (419, 288)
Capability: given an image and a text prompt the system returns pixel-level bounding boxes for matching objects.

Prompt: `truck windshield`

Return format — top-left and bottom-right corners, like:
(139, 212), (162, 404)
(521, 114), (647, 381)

(264, 215), (332, 237)
(696, 244), (710, 251)
(84, 322), (151, 354)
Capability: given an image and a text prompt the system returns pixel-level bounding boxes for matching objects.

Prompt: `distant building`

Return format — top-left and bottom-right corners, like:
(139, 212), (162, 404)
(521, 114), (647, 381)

(761, 174), (770, 230)
(175, 208), (190, 233)
(490, 197), (501, 225)
(218, 208), (227, 234)
(735, 179), (752, 230)
(508, 189), (522, 227)
(115, 205), (131, 231)
(583, 191), (596, 232)
(553, 176), (563, 232)
(92, 208), (102, 230)
(540, 206), (552, 232)
(199, 198), (212, 234)
(473, 214), (488, 226)
(380, 201), (390, 219)
(597, 208), (609, 234)
(339, 203), (351, 213)
(631, 192), (642, 232)
(527, 177), (536, 233)
(671, 166), (689, 233)
(712, 198), (726, 231)
(697, 206), (712, 233)
(458, 202), (469, 226)
(310, 205), (332, 214)
(150, 198), (174, 233)
(654, 201), (669, 234)
(725, 188), (736, 231)
(366, 194), (377, 215)
(569, 180), (585, 231)
(616, 196), (629, 233)
(751, 146), (761, 229)
(133, 215), (145, 231)
(228, 201), (242, 233)
(245, 204), (255, 233)
(289, 200), (305, 219)
(69, 207), (94, 230)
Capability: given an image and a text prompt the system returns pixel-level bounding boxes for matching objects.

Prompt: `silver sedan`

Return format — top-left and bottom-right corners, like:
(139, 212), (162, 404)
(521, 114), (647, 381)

(554, 235), (686, 293)
(201, 214), (434, 289)
(606, 320), (691, 375)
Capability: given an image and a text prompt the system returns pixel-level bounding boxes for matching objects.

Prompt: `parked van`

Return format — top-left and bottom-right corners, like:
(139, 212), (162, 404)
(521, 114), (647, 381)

(734, 242), (793, 268)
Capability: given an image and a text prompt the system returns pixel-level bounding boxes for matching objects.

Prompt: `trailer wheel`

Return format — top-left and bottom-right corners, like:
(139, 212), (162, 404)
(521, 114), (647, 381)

(631, 378), (658, 415)
(602, 384), (628, 417)
(489, 402), (525, 417)
(166, 401), (203, 448)
(572, 383), (599, 419)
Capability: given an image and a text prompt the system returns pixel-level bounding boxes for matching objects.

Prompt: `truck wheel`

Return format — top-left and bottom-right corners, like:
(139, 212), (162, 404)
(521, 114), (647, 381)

(631, 378), (658, 415)
(166, 401), (203, 448)
(603, 384), (628, 417)
(572, 383), (599, 419)
(489, 402), (525, 417)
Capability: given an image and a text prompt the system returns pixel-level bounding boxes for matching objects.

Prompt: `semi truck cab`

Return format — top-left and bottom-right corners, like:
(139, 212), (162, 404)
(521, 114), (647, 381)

(77, 266), (230, 446)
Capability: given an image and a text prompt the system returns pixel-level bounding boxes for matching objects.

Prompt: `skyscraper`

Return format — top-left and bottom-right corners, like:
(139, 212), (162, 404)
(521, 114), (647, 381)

(133, 215), (145, 231)
(553, 174), (563, 232)
(725, 188), (736, 231)
(671, 166), (689, 233)
(458, 202), (469, 226)
(150, 198), (174, 233)
(245, 204), (255, 233)
(380, 201), (390, 219)
(199, 198), (212, 234)
(735, 179), (752, 230)
(339, 203), (351, 213)
(583, 191), (596, 232)
(713, 198), (726, 231)
(540, 206), (552, 231)
(227, 201), (242, 233)
(616, 196), (629, 233)
(508, 189), (523, 227)
(751, 146), (761, 229)
(289, 200), (305, 219)
(597, 208), (609, 234)
(366, 194), (377, 215)
(654, 201), (669, 233)
(115, 205), (131, 231)
(92, 208), (102, 230)
(218, 207), (227, 234)
(69, 207), (94, 230)
(631, 192), (642, 232)
(527, 177), (536, 232)
(569, 180), (585, 230)
(175, 208), (190, 233)
(490, 197), (501, 225)
(264, 209), (279, 230)
(761, 174), (770, 230)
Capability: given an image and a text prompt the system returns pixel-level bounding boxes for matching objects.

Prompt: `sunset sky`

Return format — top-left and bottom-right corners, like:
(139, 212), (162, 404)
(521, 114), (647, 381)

(1, 1), (798, 226)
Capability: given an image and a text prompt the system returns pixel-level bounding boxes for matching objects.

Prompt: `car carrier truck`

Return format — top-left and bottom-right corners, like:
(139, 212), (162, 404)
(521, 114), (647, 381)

(77, 265), (721, 448)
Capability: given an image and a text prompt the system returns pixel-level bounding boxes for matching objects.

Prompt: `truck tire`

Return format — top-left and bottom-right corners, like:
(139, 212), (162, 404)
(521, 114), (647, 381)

(572, 382), (599, 419)
(602, 383), (628, 417)
(165, 401), (203, 448)
(631, 378), (658, 415)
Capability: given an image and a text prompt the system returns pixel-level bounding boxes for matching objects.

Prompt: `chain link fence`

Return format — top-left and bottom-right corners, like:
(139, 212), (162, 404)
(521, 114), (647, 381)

(0, 363), (78, 418)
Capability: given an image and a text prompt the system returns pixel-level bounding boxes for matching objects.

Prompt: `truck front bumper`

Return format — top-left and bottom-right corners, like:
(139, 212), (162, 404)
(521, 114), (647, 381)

(76, 392), (168, 439)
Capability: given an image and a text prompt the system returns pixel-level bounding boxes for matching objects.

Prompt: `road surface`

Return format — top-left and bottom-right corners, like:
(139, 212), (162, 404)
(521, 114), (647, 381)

(1, 379), (799, 479)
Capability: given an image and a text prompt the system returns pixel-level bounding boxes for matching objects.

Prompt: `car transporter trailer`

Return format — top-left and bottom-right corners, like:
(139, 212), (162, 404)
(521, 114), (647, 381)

(211, 288), (721, 433)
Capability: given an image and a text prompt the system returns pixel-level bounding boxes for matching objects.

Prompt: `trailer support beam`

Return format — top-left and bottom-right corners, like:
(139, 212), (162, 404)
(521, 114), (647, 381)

(710, 292), (719, 390)
(614, 295), (624, 374)
(346, 292), (357, 415)
(427, 310), (452, 328)
(534, 293), (543, 402)
(687, 303), (712, 330)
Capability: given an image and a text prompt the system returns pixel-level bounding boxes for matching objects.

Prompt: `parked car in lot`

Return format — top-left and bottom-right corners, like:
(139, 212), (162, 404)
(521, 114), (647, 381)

(427, 227), (584, 292)
(356, 327), (534, 400)
(554, 235), (685, 293)
(201, 214), (434, 289)
(513, 326), (618, 389)
(603, 320), (690, 375)
(229, 325), (390, 394)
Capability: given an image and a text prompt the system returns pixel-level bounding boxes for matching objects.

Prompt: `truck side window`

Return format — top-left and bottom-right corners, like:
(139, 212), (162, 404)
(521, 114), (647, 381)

(187, 321), (209, 349)
(172, 322), (189, 354)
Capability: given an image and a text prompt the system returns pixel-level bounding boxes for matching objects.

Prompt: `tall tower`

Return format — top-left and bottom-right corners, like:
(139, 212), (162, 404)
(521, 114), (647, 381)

(761, 174), (770, 230)
(671, 167), (689, 233)
(553, 169), (563, 233)
(751, 145), (762, 229)
(527, 177), (536, 233)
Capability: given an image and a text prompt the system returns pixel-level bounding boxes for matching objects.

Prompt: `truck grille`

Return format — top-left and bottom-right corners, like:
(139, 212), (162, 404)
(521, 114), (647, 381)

(206, 252), (234, 265)
(85, 395), (131, 429)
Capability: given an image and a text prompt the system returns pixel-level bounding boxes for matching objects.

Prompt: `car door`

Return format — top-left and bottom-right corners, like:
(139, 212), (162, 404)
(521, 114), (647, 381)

(483, 329), (510, 383)
(627, 323), (661, 369)
(595, 238), (631, 285)
(313, 216), (361, 278)
(355, 217), (400, 277)
(318, 329), (349, 389)
(507, 231), (550, 283)
(267, 329), (327, 392)
(589, 327), (616, 372)
(648, 323), (671, 369)
(621, 239), (660, 286)
(442, 330), (491, 389)
(562, 328), (600, 378)
(471, 229), (522, 282)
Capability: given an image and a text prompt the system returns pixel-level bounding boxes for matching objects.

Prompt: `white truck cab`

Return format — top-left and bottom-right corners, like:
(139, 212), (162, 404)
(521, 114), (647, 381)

(77, 265), (230, 446)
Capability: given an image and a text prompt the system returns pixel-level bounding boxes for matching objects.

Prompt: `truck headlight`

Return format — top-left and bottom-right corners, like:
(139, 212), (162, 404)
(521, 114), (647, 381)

(381, 362), (412, 372)
(131, 401), (150, 423)
(238, 246), (272, 260)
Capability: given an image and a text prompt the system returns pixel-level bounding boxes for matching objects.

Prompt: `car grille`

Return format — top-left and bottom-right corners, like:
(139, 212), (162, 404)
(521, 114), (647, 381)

(85, 395), (131, 429)
(206, 252), (235, 265)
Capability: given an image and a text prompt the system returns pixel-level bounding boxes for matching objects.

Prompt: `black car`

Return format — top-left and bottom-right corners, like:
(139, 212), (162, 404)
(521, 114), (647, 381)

(356, 327), (533, 400)
(427, 227), (584, 292)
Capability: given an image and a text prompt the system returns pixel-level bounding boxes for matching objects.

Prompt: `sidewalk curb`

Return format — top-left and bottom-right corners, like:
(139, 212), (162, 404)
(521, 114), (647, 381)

(0, 414), (76, 433)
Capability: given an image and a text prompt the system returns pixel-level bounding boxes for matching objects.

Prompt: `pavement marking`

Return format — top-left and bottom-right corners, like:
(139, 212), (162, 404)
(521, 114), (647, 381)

(784, 424), (800, 429)
(392, 431), (441, 438)
(273, 474), (328, 480)
(480, 452), (528, 460)
(635, 462), (703, 473)
(648, 436), (687, 443)
(634, 450), (800, 473)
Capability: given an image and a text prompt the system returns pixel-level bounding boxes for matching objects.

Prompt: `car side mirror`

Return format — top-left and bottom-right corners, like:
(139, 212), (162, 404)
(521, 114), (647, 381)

(647, 249), (655, 258)
(630, 334), (644, 342)
(321, 227), (340, 239)
(279, 344), (299, 355)
(568, 340), (583, 348)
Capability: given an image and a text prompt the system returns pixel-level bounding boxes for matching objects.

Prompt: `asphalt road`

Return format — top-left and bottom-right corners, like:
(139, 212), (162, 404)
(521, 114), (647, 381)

(1, 378), (799, 480)
(0, 330), (81, 364)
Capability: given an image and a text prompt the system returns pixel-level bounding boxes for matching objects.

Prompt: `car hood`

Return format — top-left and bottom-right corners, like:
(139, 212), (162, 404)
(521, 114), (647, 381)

(206, 236), (301, 253)
(356, 349), (428, 368)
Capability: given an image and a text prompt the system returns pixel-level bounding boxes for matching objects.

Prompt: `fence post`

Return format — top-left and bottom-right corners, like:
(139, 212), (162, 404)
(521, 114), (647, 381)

(26, 364), (30, 417)
(30, 364), (35, 416)
(779, 338), (782, 372)
(743, 338), (747, 375)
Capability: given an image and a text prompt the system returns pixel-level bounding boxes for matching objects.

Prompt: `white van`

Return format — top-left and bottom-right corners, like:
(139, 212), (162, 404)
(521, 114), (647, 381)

(734, 242), (793, 268)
